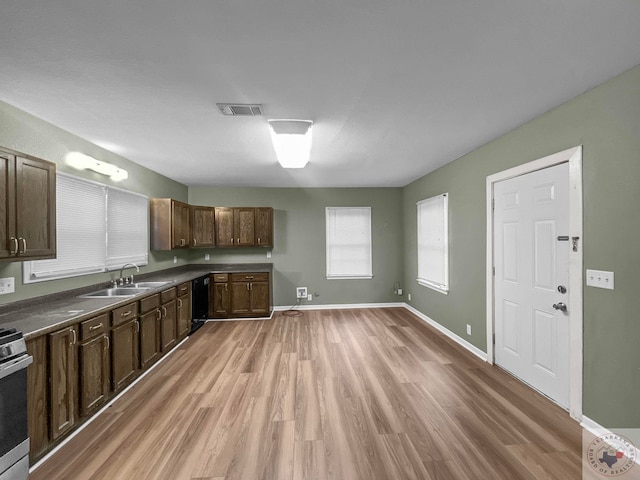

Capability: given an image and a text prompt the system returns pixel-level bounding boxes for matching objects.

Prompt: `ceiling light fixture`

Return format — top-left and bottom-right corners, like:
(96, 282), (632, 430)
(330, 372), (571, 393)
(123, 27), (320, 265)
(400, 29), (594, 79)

(268, 119), (313, 169)
(65, 152), (128, 181)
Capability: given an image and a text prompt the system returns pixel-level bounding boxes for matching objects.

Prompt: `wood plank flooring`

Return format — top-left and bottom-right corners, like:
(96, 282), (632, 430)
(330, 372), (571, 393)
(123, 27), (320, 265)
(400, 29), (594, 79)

(29, 308), (583, 479)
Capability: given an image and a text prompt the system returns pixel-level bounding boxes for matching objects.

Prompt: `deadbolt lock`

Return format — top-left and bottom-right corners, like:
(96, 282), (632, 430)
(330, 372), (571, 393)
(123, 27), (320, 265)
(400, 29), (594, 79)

(557, 285), (567, 294)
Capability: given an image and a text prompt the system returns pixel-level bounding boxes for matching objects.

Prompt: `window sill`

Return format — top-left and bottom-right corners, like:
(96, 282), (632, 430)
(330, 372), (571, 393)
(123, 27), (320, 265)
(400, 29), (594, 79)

(327, 275), (373, 280)
(417, 279), (449, 295)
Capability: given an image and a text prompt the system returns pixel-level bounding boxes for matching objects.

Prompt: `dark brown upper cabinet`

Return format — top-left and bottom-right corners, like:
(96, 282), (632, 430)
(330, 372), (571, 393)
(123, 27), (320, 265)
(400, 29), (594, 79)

(150, 198), (191, 250)
(254, 207), (273, 247)
(214, 207), (273, 248)
(1, 147), (56, 261)
(190, 205), (215, 248)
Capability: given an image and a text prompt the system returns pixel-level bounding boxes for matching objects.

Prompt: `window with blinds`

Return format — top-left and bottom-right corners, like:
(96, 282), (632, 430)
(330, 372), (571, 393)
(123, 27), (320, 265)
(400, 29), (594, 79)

(24, 173), (148, 283)
(417, 193), (449, 294)
(326, 207), (372, 279)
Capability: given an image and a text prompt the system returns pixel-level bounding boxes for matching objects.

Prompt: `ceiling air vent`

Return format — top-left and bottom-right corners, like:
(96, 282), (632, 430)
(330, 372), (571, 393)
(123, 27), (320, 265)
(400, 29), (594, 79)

(216, 103), (263, 116)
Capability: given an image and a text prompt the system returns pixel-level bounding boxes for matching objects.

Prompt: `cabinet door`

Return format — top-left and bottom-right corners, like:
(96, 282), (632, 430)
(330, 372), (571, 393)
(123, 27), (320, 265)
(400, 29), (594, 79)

(211, 282), (230, 318)
(177, 293), (191, 339)
(254, 207), (273, 247)
(161, 298), (177, 352)
(250, 281), (270, 315)
(234, 207), (255, 246)
(171, 200), (191, 248)
(26, 335), (48, 461)
(49, 327), (77, 441)
(0, 151), (16, 259)
(79, 334), (110, 417)
(140, 308), (161, 369)
(230, 282), (252, 315)
(214, 207), (234, 246)
(15, 155), (56, 259)
(111, 319), (139, 391)
(191, 205), (215, 247)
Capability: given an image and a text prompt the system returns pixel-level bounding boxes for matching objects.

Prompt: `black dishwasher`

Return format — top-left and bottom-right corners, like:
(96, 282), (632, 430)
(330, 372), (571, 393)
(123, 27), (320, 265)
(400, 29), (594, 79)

(191, 275), (209, 334)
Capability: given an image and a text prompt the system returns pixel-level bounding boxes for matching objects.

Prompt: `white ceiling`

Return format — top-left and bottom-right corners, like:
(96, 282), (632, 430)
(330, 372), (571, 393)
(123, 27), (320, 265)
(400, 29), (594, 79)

(1, 1), (640, 188)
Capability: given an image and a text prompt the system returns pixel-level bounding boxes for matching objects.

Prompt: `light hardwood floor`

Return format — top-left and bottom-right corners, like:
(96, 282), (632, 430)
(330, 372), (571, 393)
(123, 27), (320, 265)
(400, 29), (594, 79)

(30, 308), (584, 479)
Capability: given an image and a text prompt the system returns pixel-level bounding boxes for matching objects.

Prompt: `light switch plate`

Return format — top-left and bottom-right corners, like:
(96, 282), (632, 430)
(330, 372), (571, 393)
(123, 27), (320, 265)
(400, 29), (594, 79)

(0, 277), (15, 295)
(586, 269), (614, 290)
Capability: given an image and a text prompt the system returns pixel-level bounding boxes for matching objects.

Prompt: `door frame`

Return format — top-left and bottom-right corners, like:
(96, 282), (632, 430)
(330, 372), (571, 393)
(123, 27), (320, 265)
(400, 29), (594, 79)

(486, 145), (583, 420)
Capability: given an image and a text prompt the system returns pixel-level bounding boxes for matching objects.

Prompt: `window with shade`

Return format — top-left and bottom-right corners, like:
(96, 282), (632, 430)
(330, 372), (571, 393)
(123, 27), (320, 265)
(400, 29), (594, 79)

(23, 173), (148, 283)
(326, 207), (372, 279)
(417, 193), (449, 294)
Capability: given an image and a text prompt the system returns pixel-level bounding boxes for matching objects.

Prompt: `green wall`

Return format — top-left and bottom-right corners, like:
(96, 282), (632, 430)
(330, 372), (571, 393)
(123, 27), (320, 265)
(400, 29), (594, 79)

(189, 187), (404, 307)
(403, 64), (640, 428)
(0, 100), (190, 304)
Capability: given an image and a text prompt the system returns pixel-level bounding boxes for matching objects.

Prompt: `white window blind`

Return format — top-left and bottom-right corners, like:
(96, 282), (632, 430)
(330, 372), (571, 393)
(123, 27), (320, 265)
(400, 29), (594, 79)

(106, 187), (149, 270)
(326, 207), (372, 279)
(417, 193), (449, 294)
(24, 173), (148, 283)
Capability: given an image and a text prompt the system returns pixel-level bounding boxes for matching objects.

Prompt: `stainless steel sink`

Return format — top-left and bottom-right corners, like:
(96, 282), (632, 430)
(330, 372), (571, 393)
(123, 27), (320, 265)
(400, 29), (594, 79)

(129, 281), (170, 288)
(81, 287), (150, 298)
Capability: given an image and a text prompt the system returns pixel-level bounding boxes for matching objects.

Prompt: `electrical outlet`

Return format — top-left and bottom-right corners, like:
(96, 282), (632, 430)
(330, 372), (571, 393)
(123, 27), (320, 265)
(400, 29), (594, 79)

(0, 277), (15, 295)
(397, 288), (403, 295)
(307, 294), (312, 301)
(408, 293), (411, 301)
(296, 287), (307, 299)
(173, 256), (177, 264)
(204, 253), (210, 261)
(267, 251), (272, 258)
(466, 324), (471, 335)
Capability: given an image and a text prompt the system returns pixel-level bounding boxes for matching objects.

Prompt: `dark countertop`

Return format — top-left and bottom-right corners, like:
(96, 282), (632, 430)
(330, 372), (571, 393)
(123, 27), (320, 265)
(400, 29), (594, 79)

(0, 263), (272, 339)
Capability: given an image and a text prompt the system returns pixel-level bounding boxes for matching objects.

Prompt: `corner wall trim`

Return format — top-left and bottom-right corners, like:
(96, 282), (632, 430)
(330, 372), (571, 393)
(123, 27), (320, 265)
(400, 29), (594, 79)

(403, 304), (487, 361)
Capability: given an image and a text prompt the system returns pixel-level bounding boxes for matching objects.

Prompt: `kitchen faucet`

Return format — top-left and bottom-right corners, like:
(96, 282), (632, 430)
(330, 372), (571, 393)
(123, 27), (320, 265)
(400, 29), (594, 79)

(116, 263), (140, 286)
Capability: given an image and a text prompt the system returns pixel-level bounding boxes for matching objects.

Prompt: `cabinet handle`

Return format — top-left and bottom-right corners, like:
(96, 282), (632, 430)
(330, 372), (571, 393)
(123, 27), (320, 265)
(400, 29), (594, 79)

(178, 298), (183, 308)
(89, 323), (103, 332)
(157, 309), (162, 320)
(247, 283), (250, 291)
(257, 237), (261, 245)
(193, 238), (197, 246)
(104, 336), (110, 350)
(135, 320), (140, 333)
(9, 237), (18, 255)
(237, 238), (240, 245)
(70, 328), (77, 346)
(231, 237), (234, 244)
(225, 284), (228, 292)
(121, 311), (132, 318)
(162, 306), (167, 317)
(16, 237), (27, 255)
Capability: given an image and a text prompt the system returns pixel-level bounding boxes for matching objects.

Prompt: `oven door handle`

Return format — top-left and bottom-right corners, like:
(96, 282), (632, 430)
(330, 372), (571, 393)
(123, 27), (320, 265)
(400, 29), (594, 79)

(0, 355), (33, 380)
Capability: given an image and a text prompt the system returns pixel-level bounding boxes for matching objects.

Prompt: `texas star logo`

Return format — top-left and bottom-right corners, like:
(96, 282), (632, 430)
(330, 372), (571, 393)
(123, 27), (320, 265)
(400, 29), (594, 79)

(587, 433), (636, 477)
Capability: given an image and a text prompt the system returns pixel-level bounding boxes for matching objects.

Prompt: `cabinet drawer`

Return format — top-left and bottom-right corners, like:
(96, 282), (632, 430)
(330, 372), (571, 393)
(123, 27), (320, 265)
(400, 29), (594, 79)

(177, 282), (191, 296)
(230, 272), (268, 282)
(212, 273), (228, 282)
(80, 313), (109, 340)
(139, 294), (160, 314)
(112, 302), (138, 326)
(160, 287), (177, 303)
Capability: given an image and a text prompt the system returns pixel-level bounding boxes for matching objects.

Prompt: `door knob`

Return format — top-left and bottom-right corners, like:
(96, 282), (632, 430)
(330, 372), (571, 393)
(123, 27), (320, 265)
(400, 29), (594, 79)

(553, 302), (567, 312)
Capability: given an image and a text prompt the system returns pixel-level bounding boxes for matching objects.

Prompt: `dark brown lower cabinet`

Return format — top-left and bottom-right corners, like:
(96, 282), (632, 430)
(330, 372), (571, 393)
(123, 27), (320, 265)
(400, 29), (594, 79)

(48, 326), (77, 441)
(211, 279), (231, 318)
(26, 335), (49, 462)
(111, 319), (139, 391)
(230, 272), (270, 317)
(160, 287), (177, 352)
(79, 333), (110, 417)
(139, 295), (162, 370)
(177, 287), (191, 340)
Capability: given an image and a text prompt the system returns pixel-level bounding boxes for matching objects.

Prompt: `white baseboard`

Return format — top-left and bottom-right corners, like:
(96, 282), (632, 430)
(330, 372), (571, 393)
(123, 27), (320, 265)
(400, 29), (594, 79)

(403, 304), (488, 361)
(581, 415), (640, 467)
(273, 302), (405, 311)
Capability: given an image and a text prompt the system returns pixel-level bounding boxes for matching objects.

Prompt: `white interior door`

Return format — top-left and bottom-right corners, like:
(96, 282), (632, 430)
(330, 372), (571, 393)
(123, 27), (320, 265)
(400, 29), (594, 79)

(494, 162), (570, 408)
